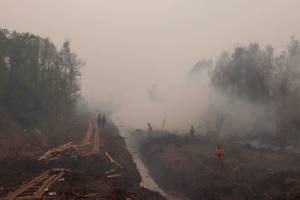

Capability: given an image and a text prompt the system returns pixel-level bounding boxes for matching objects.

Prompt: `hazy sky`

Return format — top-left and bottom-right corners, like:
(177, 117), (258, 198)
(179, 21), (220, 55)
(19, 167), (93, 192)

(1, 0), (300, 128)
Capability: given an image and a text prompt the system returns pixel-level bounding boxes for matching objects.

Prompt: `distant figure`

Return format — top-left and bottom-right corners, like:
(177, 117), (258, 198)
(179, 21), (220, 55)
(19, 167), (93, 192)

(215, 145), (225, 168)
(189, 126), (195, 137)
(147, 122), (153, 133)
(216, 113), (224, 136)
(97, 114), (101, 128)
(101, 114), (106, 129)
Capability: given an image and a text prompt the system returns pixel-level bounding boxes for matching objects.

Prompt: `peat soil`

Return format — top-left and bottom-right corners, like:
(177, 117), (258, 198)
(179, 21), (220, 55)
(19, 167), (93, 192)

(139, 132), (300, 200)
(0, 116), (165, 200)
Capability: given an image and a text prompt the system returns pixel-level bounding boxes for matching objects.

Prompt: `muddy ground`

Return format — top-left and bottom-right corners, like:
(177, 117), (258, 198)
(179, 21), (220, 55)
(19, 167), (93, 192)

(0, 116), (165, 200)
(139, 132), (300, 200)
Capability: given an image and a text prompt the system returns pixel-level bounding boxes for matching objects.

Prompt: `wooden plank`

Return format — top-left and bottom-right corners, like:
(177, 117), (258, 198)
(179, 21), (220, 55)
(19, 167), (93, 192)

(35, 170), (64, 198)
(105, 152), (122, 168)
(4, 171), (49, 199)
(107, 174), (122, 178)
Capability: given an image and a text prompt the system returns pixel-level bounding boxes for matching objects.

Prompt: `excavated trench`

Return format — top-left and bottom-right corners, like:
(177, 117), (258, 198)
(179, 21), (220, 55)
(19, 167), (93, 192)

(120, 128), (190, 200)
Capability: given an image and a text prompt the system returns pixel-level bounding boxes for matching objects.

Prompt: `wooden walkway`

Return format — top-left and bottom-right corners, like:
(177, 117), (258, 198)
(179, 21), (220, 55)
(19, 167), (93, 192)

(2, 169), (65, 200)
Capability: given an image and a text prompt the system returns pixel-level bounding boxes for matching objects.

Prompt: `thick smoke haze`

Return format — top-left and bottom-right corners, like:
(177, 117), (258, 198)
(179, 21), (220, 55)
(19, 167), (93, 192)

(1, 0), (300, 130)
(112, 73), (212, 131)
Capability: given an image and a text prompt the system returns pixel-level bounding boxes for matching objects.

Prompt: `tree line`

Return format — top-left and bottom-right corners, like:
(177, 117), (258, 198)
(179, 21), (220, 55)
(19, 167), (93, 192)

(191, 37), (300, 145)
(0, 29), (83, 129)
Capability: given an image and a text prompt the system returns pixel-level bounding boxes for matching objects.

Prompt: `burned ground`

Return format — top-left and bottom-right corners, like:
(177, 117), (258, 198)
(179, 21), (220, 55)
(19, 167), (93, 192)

(139, 133), (300, 200)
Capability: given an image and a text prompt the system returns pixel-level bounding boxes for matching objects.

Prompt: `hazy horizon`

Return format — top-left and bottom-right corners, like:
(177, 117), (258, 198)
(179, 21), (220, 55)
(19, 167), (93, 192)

(1, 0), (300, 129)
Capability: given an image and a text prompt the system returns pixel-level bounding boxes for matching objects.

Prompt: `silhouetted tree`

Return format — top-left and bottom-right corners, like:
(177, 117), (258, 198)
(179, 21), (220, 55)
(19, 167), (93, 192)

(0, 29), (83, 129)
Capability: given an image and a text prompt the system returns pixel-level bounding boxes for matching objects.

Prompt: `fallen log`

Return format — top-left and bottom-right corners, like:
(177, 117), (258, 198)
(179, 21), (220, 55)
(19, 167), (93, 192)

(105, 152), (122, 168)
(3, 169), (66, 200)
(107, 174), (122, 178)
(39, 142), (74, 160)
(105, 169), (117, 175)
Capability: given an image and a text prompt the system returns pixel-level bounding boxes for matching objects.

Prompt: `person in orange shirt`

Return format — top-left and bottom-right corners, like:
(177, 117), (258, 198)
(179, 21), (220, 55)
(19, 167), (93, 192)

(215, 144), (225, 168)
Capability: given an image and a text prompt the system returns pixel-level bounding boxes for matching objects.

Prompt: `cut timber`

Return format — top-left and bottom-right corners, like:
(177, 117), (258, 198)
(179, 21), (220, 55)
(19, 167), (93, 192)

(105, 169), (117, 175)
(35, 170), (64, 198)
(107, 174), (122, 178)
(38, 142), (75, 160)
(39, 118), (100, 161)
(105, 152), (122, 168)
(2, 169), (66, 200)
(3, 171), (49, 200)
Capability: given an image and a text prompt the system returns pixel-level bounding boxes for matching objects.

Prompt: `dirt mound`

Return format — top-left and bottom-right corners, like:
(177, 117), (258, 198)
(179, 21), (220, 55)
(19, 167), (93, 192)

(0, 116), (46, 160)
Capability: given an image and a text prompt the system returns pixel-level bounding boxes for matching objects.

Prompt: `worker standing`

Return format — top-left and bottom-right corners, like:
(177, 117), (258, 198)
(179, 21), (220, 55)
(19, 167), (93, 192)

(97, 114), (101, 128)
(189, 126), (195, 137)
(101, 114), (106, 129)
(215, 144), (225, 169)
(147, 122), (153, 132)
